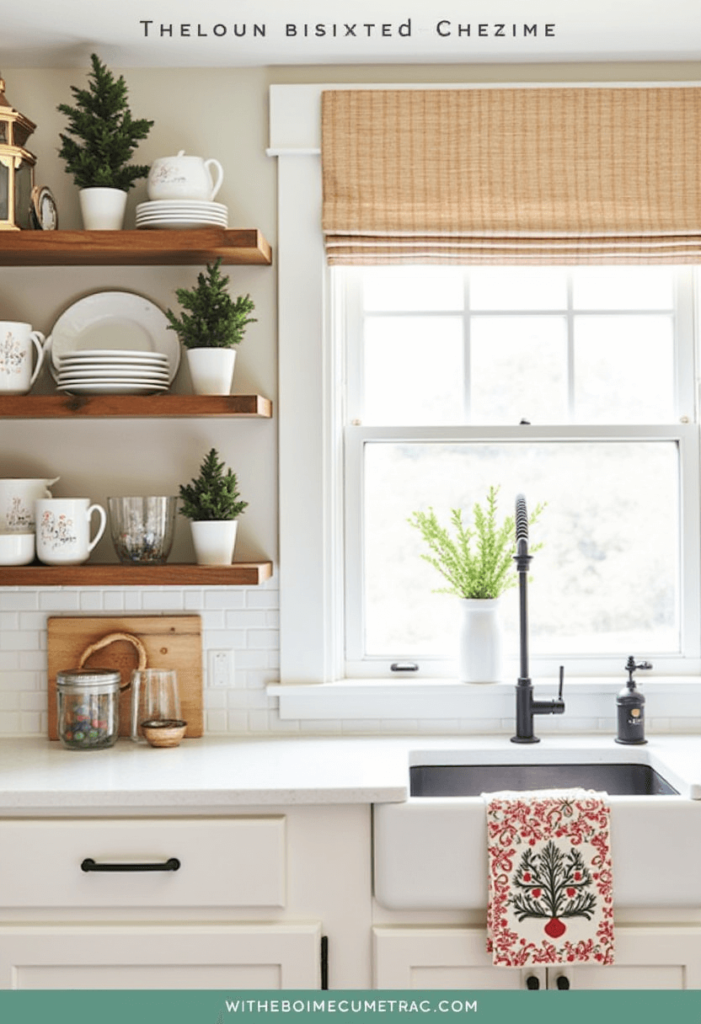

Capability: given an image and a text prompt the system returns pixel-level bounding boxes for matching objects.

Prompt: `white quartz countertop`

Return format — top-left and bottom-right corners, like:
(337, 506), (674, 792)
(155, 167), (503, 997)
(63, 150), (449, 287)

(2, 733), (701, 813)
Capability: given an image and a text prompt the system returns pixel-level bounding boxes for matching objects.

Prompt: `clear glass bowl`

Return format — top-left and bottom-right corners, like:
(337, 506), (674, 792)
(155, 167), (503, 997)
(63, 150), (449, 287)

(107, 496), (177, 565)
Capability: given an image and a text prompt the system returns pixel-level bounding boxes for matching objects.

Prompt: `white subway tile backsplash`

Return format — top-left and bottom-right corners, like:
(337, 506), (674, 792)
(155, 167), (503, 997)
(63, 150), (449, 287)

(0, 592), (38, 611)
(20, 692), (45, 712)
(38, 592), (80, 611)
(248, 709), (274, 733)
(245, 590), (280, 610)
(18, 651), (47, 671)
(9, 672), (40, 692)
(20, 712), (42, 734)
(225, 710), (250, 734)
(205, 709), (229, 733)
(0, 631), (39, 652)
(204, 629), (247, 649)
(226, 610), (268, 629)
(0, 711), (21, 733)
(205, 591), (246, 611)
(18, 612), (48, 631)
(247, 629), (279, 650)
(141, 591), (184, 611)
(1, 583), (700, 740)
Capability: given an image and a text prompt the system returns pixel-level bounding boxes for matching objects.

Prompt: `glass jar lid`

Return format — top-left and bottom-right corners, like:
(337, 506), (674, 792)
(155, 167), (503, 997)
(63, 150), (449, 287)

(56, 668), (122, 689)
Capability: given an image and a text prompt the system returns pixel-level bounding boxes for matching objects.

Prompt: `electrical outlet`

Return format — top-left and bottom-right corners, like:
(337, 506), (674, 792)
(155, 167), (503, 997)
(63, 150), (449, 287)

(208, 649), (235, 688)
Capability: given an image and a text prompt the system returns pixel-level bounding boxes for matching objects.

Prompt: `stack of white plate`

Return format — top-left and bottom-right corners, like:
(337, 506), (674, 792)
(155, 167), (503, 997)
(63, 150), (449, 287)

(56, 350), (171, 395)
(135, 200), (228, 230)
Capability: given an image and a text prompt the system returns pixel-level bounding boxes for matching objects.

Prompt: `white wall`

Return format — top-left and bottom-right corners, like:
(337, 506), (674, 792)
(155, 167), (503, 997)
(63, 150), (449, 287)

(1, 60), (699, 737)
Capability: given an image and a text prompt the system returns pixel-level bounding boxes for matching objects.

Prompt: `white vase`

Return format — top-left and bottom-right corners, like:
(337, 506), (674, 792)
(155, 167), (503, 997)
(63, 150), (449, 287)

(190, 520), (238, 566)
(79, 187), (128, 230)
(186, 348), (236, 395)
(458, 598), (504, 683)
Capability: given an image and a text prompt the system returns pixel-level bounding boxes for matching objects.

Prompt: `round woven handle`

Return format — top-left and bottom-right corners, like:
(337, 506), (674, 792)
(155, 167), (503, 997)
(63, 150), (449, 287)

(78, 631), (148, 690)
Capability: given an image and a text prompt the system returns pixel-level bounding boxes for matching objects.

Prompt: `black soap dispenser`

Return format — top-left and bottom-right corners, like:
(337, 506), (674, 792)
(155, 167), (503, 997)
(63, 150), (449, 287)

(615, 656), (651, 745)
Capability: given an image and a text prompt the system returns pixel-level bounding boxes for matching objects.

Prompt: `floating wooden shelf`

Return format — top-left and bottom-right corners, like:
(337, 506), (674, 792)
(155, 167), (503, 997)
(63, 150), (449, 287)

(0, 228), (272, 267)
(0, 562), (273, 587)
(0, 394), (273, 418)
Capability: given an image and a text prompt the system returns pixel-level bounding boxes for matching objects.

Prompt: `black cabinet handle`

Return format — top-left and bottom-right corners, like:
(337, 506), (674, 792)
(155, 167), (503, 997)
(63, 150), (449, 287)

(525, 975), (540, 990)
(555, 975), (570, 990)
(81, 857), (181, 873)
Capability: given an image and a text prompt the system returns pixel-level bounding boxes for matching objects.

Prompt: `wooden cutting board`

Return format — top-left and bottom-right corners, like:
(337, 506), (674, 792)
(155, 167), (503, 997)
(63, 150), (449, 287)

(47, 616), (203, 740)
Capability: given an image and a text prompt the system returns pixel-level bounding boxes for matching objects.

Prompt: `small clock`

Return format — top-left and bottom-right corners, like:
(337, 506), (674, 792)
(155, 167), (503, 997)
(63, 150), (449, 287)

(30, 186), (58, 231)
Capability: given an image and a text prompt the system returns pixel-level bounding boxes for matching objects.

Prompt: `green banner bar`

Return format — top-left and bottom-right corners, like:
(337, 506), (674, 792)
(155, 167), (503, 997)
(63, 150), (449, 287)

(1, 990), (701, 1024)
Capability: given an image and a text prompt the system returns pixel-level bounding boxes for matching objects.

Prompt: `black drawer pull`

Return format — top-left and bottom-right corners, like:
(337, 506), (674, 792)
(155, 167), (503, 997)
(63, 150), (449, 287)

(81, 857), (181, 873)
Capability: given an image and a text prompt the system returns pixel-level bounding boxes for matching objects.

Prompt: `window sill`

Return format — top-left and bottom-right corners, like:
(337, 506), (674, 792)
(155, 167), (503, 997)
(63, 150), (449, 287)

(267, 677), (701, 723)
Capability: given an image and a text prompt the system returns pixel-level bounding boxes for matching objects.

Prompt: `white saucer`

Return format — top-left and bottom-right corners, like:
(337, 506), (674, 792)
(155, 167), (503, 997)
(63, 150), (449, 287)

(58, 368), (170, 382)
(59, 350), (168, 365)
(57, 381), (169, 395)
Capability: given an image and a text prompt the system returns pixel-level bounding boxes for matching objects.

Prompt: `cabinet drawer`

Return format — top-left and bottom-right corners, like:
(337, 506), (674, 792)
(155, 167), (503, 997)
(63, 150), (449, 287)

(0, 818), (286, 909)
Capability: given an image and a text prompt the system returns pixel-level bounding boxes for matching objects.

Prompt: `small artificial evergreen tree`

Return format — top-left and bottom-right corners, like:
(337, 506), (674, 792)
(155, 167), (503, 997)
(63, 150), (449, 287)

(165, 259), (257, 349)
(178, 448), (248, 522)
(57, 53), (154, 191)
(408, 486), (544, 600)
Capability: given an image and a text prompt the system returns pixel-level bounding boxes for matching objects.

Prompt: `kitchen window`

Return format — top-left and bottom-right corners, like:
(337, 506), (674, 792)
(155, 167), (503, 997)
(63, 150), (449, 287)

(270, 83), (701, 700)
(339, 264), (700, 678)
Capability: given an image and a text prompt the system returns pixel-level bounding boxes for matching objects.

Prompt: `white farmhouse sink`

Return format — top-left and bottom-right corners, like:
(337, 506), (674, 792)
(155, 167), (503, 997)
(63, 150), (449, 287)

(374, 743), (701, 910)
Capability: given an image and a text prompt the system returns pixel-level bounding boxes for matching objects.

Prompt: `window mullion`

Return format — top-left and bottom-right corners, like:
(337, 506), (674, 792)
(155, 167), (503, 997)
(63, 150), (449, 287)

(463, 270), (471, 424)
(566, 271), (576, 422)
(342, 268), (365, 425)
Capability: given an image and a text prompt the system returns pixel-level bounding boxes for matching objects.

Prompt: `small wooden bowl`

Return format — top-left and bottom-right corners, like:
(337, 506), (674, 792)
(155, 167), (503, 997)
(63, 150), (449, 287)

(141, 719), (187, 748)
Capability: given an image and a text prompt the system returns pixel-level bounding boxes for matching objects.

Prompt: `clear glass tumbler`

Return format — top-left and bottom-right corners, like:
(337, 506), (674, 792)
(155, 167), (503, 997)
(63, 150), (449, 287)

(130, 668), (181, 742)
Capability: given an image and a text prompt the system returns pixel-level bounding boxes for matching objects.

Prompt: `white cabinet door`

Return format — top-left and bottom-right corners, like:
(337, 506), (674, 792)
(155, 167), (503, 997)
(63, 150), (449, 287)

(373, 927), (545, 990)
(0, 923), (322, 990)
(374, 926), (701, 990)
(549, 928), (701, 989)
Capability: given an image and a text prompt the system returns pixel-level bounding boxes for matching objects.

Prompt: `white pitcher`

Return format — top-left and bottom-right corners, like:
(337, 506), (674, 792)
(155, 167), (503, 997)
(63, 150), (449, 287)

(0, 477), (59, 532)
(0, 322), (47, 395)
(147, 151), (224, 202)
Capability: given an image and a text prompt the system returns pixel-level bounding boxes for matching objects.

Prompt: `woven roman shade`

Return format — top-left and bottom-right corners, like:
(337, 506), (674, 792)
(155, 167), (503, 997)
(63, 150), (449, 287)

(321, 87), (701, 265)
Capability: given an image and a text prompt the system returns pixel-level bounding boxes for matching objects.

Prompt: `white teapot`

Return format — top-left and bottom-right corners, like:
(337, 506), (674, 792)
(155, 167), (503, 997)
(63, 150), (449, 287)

(147, 151), (224, 202)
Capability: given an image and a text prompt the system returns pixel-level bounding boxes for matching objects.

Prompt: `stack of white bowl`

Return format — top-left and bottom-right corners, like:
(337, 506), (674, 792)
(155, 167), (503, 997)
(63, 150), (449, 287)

(138, 150), (228, 230)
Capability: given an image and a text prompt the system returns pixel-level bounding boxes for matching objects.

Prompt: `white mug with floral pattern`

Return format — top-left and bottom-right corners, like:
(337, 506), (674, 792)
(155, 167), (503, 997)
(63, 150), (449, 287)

(0, 321), (46, 395)
(35, 498), (107, 566)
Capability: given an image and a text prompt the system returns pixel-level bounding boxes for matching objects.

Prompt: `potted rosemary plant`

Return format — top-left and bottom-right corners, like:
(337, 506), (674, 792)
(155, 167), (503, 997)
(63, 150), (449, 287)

(165, 259), (256, 395)
(409, 486), (543, 683)
(178, 448), (248, 565)
(57, 54), (154, 229)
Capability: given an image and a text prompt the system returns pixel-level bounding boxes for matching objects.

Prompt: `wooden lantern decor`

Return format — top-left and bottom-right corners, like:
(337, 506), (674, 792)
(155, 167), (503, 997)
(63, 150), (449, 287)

(0, 75), (37, 231)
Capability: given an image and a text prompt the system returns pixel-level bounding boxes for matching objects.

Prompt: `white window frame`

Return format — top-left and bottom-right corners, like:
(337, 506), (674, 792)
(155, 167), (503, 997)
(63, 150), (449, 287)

(341, 266), (699, 677)
(268, 82), (701, 721)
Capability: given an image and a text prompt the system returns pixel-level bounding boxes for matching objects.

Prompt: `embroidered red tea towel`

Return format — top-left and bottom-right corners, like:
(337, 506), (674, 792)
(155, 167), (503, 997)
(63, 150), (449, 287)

(484, 788), (615, 967)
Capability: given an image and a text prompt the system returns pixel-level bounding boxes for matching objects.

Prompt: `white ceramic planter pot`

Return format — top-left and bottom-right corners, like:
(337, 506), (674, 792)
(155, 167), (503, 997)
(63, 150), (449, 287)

(458, 597), (504, 683)
(186, 348), (236, 395)
(190, 520), (238, 566)
(79, 187), (128, 230)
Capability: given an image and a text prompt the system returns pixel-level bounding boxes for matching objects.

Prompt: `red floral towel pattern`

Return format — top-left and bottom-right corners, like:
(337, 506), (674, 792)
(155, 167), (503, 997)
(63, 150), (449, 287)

(484, 788), (614, 967)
